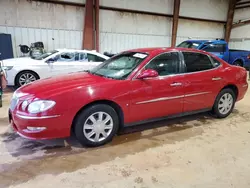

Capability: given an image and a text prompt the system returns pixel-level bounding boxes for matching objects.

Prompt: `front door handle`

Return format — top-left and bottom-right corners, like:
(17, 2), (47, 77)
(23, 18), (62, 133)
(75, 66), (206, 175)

(212, 77), (222, 81)
(170, 82), (182, 87)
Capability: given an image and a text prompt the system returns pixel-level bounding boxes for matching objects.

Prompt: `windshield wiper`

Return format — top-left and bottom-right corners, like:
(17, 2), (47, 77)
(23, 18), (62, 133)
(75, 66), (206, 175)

(89, 72), (118, 80)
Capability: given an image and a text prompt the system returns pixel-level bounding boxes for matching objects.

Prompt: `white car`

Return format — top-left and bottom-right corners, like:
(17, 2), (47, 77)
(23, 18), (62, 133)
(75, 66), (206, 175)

(2, 49), (109, 87)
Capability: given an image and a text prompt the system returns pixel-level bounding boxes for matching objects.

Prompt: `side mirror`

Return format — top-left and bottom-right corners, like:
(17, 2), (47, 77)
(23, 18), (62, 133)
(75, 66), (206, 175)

(136, 69), (159, 79)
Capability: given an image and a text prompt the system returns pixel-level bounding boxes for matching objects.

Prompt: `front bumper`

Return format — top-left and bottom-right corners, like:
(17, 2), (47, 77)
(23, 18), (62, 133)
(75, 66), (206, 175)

(5, 69), (16, 86)
(9, 110), (71, 140)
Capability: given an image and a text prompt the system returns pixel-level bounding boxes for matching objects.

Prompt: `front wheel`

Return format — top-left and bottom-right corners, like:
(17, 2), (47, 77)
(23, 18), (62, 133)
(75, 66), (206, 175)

(74, 104), (119, 147)
(15, 71), (39, 87)
(212, 88), (236, 118)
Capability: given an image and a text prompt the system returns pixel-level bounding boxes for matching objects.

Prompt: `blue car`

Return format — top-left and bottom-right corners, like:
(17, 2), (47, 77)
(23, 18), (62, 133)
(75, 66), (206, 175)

(177, 39), (250, 69)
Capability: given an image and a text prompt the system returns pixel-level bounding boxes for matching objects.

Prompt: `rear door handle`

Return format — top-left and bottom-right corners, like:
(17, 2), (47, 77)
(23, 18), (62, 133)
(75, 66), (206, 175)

(212, 77), (222, 81)
(170, 82), (182, 86)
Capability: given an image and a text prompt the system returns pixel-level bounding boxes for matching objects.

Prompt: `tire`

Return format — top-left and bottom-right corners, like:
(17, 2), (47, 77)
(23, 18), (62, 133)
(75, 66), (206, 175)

(15, 71), (39, 88)
(74, 104), (119, 147)
(212, 88), (236, 118)
(234, 61), (243, 67)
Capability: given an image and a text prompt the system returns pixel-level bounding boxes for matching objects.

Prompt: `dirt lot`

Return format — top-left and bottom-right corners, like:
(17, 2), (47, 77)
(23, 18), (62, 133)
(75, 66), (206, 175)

(0, 82), (250, 188)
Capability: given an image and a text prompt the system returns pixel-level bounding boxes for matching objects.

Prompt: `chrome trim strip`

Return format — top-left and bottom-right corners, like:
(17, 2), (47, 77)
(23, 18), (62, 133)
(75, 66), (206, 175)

(16, 114), (60, 120)
(185, 92), (211, 97)
(17, 131), (32, 140)
(136, 95), (185, 104)
(23, 128), (46, 133)
(135, 92), (211, 105)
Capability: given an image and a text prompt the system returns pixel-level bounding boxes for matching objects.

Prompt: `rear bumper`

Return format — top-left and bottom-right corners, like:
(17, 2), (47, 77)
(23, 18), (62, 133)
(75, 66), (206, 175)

(237, 83), (248, 101)
(9, 110), (71, 140)
(5, 69), (16, 86)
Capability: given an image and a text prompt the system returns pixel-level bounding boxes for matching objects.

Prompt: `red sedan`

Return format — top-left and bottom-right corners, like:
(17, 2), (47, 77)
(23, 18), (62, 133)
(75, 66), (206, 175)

(9, 47), (248, 147)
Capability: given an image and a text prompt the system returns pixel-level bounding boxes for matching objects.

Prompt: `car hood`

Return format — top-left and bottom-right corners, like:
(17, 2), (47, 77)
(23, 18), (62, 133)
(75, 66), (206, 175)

(2, 57), (42, 66)
(17, 72), (113, 98)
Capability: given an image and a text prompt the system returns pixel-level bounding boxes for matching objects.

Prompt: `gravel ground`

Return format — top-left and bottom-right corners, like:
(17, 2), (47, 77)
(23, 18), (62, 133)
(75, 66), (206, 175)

(0, 82), (249, 188)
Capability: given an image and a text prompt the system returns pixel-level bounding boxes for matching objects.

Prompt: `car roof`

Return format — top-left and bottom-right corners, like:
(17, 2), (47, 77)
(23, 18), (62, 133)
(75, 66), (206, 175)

(55, 49), (109, 59)
(184, 39), (226, 44)
(126, 47), (207, 54)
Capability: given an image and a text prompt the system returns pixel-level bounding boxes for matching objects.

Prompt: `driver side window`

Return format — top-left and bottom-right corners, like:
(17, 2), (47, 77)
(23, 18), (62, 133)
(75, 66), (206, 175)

(57, 52), (75, 62)
(145, 52), (180, 76)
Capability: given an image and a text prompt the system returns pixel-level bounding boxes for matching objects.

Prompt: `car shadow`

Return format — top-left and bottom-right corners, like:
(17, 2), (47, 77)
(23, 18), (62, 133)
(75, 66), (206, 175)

(0, 109), (243, 188)
(0, 110), (231, 159)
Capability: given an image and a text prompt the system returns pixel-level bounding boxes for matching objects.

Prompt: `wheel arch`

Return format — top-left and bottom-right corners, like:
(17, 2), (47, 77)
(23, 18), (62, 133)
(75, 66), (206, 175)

(233, 58), (244, 67)
(15, 70), (40, 86)
(220, 84), (239, 99)
(71, 100), (125, 134)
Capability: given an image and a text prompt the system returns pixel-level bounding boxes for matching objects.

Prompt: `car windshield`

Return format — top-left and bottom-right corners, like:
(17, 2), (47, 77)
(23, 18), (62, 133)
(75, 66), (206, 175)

(34, 50), (58, 60)
(89, 52), (148, 80)
(177, 41), (201, 49)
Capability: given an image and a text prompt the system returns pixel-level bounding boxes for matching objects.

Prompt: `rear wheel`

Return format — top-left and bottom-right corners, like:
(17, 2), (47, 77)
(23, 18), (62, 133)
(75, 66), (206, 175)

(74, 104), (119, 147)
(234, 61), (243, 67)
(212, 88), (236, 118)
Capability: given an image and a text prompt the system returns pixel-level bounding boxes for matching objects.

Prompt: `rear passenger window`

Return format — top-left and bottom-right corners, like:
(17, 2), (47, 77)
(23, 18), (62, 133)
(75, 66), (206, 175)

(203, 44), (226, 53)
(183, 52), (214, 73)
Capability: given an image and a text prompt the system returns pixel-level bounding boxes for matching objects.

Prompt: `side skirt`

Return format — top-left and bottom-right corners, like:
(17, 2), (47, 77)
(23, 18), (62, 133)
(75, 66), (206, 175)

(124, 108), (212, 127)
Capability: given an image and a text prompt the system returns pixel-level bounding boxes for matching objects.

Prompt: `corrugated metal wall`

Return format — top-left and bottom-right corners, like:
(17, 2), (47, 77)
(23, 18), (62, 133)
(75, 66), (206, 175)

(0, 26), (83, 58)
(99, 0), (227, 53)
(1, 0), (242, 56)
(176, 19), (225, 44)
(0, 0), (84, 57)
(230, 7), (250, 50)
(180, 0), (228, 21)
(99, 0), (173, 53)
(100, 0), (174, 14)
(99, 10), (172, 53)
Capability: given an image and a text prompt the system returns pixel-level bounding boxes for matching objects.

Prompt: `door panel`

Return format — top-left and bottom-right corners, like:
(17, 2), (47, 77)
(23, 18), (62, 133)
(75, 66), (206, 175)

(50, 52), (75, 76)
(183, 70), (223, 112)
(49, 62), (71, 76)
(181, 52), (223, 112)
(129, 76), (185, 123)
(128, 52), (185, 123)
(70, 52), (104, 72)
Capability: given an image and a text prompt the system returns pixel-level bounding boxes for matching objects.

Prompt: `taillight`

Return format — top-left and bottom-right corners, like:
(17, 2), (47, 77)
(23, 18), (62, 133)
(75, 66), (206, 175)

(247, 54), (250, 59)
(242, 69), (247, 82)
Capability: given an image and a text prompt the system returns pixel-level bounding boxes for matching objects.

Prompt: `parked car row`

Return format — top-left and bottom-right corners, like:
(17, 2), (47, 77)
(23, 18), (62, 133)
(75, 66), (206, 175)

(9, 47), (248, 147)
(2, 49), (109, 87)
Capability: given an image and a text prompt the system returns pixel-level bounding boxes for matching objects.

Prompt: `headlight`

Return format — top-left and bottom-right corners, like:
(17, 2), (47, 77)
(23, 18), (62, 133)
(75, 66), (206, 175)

(27, 100), (56, 113)
(2, 66), (13, 71)
(21, 100), (29, 111)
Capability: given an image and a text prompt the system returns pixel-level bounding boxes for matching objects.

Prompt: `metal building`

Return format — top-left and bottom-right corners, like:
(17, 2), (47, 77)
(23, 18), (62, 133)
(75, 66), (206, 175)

(0, 0), (249, 57)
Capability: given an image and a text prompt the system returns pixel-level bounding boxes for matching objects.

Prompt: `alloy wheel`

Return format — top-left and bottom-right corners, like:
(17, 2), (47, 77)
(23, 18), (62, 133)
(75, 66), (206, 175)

(19, 73), (37, 86)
